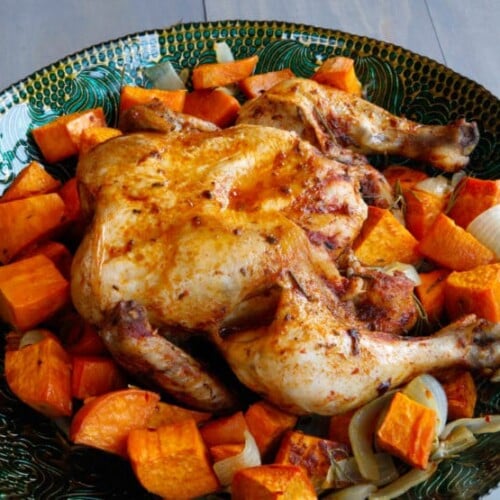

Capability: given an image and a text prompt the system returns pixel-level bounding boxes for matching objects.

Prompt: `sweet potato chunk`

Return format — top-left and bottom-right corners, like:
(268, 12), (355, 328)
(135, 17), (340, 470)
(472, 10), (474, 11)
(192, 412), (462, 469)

(444, 263), (500, 321)
(0, 254), (70, 331)
(79, 126), (122, 154)
(448, 177), (500, 228)
(183, 88), (241, 128)
(21, 240), (73, 279)
(418, 213), (495, 271)
(232, 464), (316, 500)
(239, 68), (295, 98)
(404, 188), (448, 240)
(0, 193), (66, 264)
(119, 86), (186, 115)
(69, 388), (160, 457)
(376, 392), (437, 469)
(244, 400), (298, 459)
(312, 56), (362, 95)
(415, 269), (450, 323)
(5, 333), (72, 417)
(436, 369), (477, 420)
(128, 419), (220, 499)
(0, 161), (61, 202)
(353, 206), (421, 266)
(191, 55), (259, 89)
(71, 355), (127, 399)
(32, 107), (107, 163)
(274, 430), (349, 489)
(200, 411), (249, 447)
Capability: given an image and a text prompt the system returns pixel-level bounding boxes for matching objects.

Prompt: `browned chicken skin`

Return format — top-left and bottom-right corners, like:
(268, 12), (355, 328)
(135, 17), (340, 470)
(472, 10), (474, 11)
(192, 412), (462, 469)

(237, 77), (480, 172)
(70, 81), (497, 415)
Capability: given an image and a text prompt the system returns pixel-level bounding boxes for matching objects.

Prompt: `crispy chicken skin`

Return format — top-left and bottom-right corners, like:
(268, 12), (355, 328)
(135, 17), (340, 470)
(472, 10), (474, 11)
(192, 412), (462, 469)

(237, 77), (480, 172)
(71, 122), (499, 415)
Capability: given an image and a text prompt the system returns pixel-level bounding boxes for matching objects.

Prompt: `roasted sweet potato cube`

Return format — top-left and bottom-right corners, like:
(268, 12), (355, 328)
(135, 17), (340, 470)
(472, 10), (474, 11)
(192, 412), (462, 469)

(0, 254), (70, 331)
(418, 213), (495, 271)
(32, 107), (107, 163)
(376, 391), (437, 469)
(436, 369), (477, 420)
(0, 193), (66, 264)
(448, 177), (500, 228)
(312, 56), (362, 95)
(444, 263), (500, 322)
(0, 161), (61, 202)
(69, 388), (160, 457)
(71, 355), (127, 399)
(79, 126), (122, 155)
(5, 334), (72, 418)
(415, 269), (450, 323)
(200, 410), (248, 446)
(353, 206), (421, 266)
(209, 442), (245, 462)
(128, 419), (220, 499)
(274, 430), (349, 489)
(244, 400), (298, 459)
(232, 464), (316, 500)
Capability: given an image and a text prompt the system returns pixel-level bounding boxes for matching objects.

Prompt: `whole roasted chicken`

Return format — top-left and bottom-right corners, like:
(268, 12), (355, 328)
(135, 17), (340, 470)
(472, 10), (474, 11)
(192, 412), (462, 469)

(71, 78), (499, 415)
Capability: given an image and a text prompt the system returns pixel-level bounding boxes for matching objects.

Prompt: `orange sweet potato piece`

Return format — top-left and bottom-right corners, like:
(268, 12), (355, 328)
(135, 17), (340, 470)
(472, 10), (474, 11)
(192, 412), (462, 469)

(353, 206), (421, 266)
(444, 263), (500, 321)
(0, 161), (61, 202)
(183, 88), (241, 128)
(146, 401), (212, 428)
(209, 442), (245, 462)
(404, 188), (449, 240)
(79, 126), (122, 155)
(418, 212), (495, 271)
(415, 269), (450, 323)
(244, 400), (298, 459)
(328, 408), (356, 450)
(274, 430), (349, 489)
(71, 355), (127, 400)
(312, 56), (362, 95)
(239, 68), (295, 98)
(0, 193), (66, 264)
(376, 391), (437, 469)
(64, 317), (107, 356)
(448, 177), (500, 228)
(192, 54), (259, 89)
(200, 410), (248, 447)
(382, 165), (429, 192)
(32, 107), (107, 163)
(232, 464), (316, 500)
(436, 369), (477, 420)
(0, 254), (70, 331)
(119, 86), (186, 115)
(58, 177), (82, 223)
(5, 333), (72, 417)
(21, 240), (73, 279)
(128, 419), (220, 499)
(69, 388), (160, 457)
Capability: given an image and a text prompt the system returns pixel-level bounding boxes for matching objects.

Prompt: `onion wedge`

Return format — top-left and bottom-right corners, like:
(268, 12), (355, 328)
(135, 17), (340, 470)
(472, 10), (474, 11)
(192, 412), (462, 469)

(349, 391), (395, 482)
(212, 430), (261, 486)
(466, 204), (500, 258)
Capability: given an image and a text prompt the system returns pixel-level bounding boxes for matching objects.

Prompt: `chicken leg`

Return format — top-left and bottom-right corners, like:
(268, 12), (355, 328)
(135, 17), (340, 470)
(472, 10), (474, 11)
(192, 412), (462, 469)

(237, 77), (479, 172)
(219, 273), (500, 415)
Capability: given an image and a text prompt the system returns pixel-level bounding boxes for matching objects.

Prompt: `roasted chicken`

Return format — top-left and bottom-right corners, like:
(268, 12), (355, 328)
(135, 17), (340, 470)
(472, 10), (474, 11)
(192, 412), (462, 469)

(71, 79), (498, 415)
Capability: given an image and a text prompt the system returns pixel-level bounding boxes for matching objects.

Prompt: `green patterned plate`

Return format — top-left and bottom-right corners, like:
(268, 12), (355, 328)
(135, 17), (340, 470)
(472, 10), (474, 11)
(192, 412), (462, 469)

(0, 20), (498, 499)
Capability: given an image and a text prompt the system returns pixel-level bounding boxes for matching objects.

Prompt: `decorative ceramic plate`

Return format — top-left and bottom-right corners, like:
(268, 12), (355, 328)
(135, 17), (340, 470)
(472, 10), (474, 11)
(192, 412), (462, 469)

(0, 20), (498, 499)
